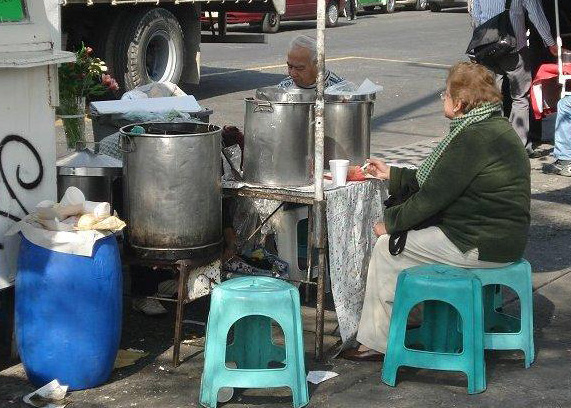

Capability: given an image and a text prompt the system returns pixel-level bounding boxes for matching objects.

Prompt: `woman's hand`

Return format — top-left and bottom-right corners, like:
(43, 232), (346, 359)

(366, 158), (391, 180)
(373, 222), (387, 237)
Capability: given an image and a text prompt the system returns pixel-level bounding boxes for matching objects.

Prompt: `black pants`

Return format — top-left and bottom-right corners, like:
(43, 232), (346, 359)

(345, 0), (357, 19)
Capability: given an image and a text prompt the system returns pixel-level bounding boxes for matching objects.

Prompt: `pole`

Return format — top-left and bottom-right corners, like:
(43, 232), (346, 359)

(314, 0), (327, 361)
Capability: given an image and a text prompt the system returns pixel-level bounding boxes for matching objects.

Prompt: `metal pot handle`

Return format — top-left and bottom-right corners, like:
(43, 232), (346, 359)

(253, 101), (274, 113)
(118, 134), (136, 153)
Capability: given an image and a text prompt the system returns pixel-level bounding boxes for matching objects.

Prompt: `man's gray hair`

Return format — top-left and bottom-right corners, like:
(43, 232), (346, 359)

(288, 35), (317, 63)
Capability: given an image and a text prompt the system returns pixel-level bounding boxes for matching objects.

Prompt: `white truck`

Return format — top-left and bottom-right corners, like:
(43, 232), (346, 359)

(60, 0), (284, 91)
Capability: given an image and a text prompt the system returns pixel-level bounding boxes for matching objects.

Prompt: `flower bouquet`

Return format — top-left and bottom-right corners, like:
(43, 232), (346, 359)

(58, 44), (119, 148)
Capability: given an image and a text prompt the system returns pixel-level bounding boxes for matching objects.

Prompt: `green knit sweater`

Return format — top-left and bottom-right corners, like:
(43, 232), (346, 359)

(385, 115), (531, 263)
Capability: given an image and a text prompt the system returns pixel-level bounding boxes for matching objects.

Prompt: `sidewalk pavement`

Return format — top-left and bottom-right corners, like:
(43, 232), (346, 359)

(2, 143), (571, 408)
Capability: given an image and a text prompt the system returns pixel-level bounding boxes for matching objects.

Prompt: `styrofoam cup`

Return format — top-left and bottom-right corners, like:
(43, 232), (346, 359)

(329, 159), (350, 187)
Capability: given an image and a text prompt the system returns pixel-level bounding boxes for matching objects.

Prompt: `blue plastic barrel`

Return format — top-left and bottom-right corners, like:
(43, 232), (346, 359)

(15, 234), (122, 390)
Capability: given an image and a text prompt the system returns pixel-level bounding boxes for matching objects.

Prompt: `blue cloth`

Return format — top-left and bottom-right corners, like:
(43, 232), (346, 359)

(554, 96), (571, 161)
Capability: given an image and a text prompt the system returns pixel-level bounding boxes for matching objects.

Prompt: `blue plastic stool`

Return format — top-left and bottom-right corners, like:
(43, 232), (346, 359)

(381, 265), (486, 394)
(470, 259), (534, 368)
(199, 276), (309, 408)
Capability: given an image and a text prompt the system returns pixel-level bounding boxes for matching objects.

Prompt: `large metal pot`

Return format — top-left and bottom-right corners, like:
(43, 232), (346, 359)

(243, 87), (315, 187)
(120, 122), (222, 261)
(243, 87), (375, 187)
(56, 146), (123, 215)
(324, 92), (374, 166)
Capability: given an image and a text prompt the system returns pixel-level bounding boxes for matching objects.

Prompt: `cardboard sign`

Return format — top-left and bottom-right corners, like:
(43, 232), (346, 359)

(0, 0), (25, 22)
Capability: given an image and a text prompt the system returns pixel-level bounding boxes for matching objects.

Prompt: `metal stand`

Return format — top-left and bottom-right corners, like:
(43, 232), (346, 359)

(223, 184), (328, 361)
(124, 256), (215, 367)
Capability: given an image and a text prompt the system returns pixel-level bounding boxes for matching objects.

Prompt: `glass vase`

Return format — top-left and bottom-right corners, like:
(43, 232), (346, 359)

(59, 97), (86, 149)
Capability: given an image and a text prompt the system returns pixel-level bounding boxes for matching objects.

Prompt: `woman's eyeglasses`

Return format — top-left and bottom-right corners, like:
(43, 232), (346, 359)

(440, 90), (449, 101)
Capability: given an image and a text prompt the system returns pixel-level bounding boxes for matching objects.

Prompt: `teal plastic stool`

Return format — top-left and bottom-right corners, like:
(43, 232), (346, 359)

(470, 259), (534, 368)
(199, 276), (309, 408)
(381, 265), (486, 394)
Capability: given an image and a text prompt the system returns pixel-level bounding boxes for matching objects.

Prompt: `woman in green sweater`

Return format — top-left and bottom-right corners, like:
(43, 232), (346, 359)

(342, 61), (531, 361)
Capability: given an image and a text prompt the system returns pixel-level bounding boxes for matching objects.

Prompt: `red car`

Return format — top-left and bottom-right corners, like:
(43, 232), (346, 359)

(202, 0), (346, 34)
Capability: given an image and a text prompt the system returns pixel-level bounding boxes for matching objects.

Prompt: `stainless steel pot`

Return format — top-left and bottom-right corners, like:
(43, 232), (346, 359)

(56, 146), (123, 214)
(243, 87), (375, 186)
(120, 122), (222, 261)
(324, 93), (375, 167)
(243, 88), (315, 187)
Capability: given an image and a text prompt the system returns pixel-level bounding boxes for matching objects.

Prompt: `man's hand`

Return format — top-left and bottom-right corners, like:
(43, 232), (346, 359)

(374, 222), (387, 237)
(549, 45), (559, 57)
(366, 158), (391, 180)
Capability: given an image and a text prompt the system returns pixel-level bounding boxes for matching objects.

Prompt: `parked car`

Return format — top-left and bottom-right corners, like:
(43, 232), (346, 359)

(357, 0), (429, 13)
(428, 0), (468, 12)
(201, 0), (346, 34)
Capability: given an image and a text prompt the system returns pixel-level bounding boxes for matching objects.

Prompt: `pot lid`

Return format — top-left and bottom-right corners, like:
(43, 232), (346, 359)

(255, 86), (316, 103)
(255, 86), (376, 103)
(324, 92), (376, 102)
(56, 146), (122, 175)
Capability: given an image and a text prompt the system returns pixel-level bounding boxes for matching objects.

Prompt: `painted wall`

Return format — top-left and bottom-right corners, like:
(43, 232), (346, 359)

(0, 66), (57, 289)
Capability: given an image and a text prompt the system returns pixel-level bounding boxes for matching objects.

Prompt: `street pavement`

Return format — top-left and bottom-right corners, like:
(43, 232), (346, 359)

(4, 7), (571, 408)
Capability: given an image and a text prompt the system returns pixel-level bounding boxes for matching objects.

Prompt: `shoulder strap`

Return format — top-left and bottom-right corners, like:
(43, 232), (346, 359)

(505, 0), (512, 11)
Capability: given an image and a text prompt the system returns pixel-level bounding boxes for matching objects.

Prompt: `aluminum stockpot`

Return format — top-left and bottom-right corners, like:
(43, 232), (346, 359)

(120, 122), (222, 261)
(324, 92), (375, 167)
(243, 87), (316, 187)
(56, 146), (123, 215)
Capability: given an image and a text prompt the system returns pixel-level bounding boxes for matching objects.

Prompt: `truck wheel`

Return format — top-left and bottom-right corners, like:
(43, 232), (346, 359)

(261, 12), (280, 33)
(382, 0), (396, 13)
(429, 2), (441, 11)
(415, 0), (429, 10)
(113, 8), (184, 90)
(326, 1), (339, 27)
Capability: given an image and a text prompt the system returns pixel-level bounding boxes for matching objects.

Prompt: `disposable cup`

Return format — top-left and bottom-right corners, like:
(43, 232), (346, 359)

(60, 186), (85, 206)
(84, 201), (111, 219)
(329, 159), (350, 187)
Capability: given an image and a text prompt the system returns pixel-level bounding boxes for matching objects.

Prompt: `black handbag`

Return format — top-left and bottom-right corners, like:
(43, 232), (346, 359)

(384, 180), (442, 256)
(466, 0), (516, 64)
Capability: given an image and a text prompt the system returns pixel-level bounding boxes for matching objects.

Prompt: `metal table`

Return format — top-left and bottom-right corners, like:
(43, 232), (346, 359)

(223, 183), (329, 360)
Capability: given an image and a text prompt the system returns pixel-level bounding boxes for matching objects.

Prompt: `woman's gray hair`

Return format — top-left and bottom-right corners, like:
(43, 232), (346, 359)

(288, 35), (317, 63)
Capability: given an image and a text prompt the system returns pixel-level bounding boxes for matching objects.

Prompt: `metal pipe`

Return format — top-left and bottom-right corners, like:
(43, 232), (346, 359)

(314, 0), (326, 202)
(313, 0), (327, 361)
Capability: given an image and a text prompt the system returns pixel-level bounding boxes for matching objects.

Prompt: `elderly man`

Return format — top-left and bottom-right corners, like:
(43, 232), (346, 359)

(277, 35), (344, 90)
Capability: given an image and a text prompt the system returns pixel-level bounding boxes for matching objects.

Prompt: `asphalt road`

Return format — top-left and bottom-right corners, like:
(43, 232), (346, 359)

(184, 7), (472, 152)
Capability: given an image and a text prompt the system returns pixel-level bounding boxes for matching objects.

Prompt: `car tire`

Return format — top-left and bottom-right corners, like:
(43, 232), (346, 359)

(110, 8), (184, 91)
(415, 0), (429, 10)
(382, 0), (396, 13)
(326, 1), (340, 27)
(429, 2), (441, 11)
(261, 12), (280, 33)
(363, 5), (376, 11)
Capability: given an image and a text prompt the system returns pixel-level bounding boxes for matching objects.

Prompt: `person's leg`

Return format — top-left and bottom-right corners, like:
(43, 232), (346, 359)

(356, 227), (508, 354)
(544, 96), (571, 176)
(554, 96), (571, 161)
(501, 48), (533, 150)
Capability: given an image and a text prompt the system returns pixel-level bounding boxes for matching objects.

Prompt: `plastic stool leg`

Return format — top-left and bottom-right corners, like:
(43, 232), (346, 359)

(226, 315), (285, 369)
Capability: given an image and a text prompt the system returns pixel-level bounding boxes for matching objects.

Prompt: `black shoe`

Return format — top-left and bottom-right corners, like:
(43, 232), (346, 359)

(542, 160), (571, 177)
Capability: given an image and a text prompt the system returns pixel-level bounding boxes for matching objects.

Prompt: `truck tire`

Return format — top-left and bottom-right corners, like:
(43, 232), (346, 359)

(326, 1), (340, 27)
(429, 2), (441, 11)
(415, 0), (429, 10)
(110, 8), (184, 91)
(261, 12), (280, 33)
